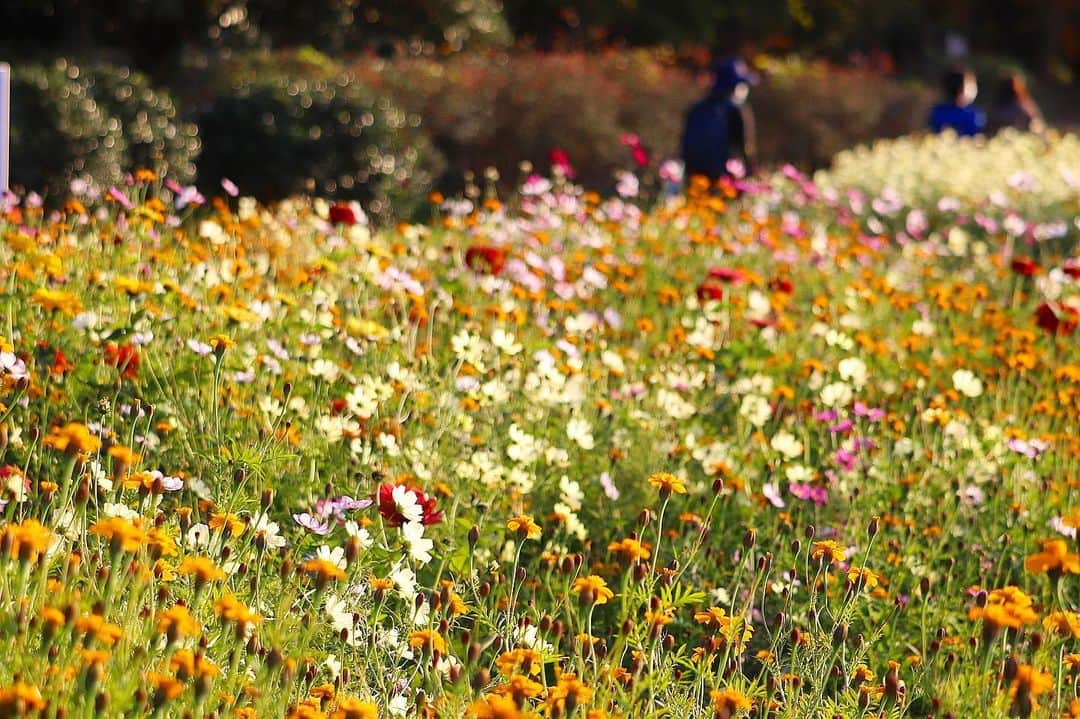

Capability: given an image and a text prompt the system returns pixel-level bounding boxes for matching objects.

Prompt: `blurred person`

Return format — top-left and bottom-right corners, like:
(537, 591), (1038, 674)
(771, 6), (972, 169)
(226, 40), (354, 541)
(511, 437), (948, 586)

(986, 72), (1045, 135)
(929, 67), (985, 137)
(681, 58), (757, 181)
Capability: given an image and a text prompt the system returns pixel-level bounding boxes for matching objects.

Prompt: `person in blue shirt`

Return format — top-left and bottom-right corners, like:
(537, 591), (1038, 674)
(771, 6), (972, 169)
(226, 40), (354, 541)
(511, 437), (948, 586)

(681, 58), (757, 181)
(929, 67), (986, 137)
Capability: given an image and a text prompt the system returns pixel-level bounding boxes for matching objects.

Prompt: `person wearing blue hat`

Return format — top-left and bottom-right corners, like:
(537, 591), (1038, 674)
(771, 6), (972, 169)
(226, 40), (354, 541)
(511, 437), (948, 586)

(928, 67), (985, 137)
(681, 58), (758, 182)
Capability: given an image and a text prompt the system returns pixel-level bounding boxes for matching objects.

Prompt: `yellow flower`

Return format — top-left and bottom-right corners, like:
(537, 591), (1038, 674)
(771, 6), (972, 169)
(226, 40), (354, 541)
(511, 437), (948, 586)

(545, 673), (593, 714)
(301, 558), (347, 583)
(89, 517), (145, 553)
(1006, 664), (1054, 715)
(0, 682), (47, 713)
(647, 472), (687, 496)
(2, 519), (53, 563)
(810, 540), (847, 564)
(496, 648), (544, 677)
(847, 566), (880, 590)
(332, 697), (379, 719)
(571, 575), (615, 606)
(1043, 610), (1080, 639)
(710, 688), (752, 718)
(156, 604), (202, 640)
(506, 515), (542, 540)
(43, 422), (102, 454)
(210, 512), (247, 537)
(608, 537), (651, 562)
(407, 629), (447, 655)
(1024, 539), (1080, 577)
(179, 556), (227, 583)
(32, 288), (83, 316)
(467, 694), (527, 719)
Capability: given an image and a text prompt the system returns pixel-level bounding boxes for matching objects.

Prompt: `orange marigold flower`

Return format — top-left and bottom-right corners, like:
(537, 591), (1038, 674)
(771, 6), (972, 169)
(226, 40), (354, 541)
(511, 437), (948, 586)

(608, 537), (651, 562)
(332, 697), (379, 719)
(506, 515), (542, 541)
(89, 517), (145, 553)
(1043, 610), (1080, 639)
(301, 558), (347, 583)
(209, 512), (247, 537)
(179, 556), (227, 583)
(214, 593), (264, 626)
(466, 694), (526, 719)
(156, 604), (202, 640)
(407, 629), (447, 655)
(43, 422), (101, 454)
(647, 472), (687, 496)
(969, 586), (1039, 631)
(1006, 664), (1054, 716)
(74, 614), (124, 646)
(710, 687), (752, 718)
(810, 540), (847, 564)
(147, 671), (185, 701)
(571, 575), (614, 606)
(495, 648), (544, 677)
(0, 682), (47, 713)
(545, 673), (593, 714)
(32, 288), (83, 316)
(2, 519), (53, 563)
(1024, 539), (1080, 577)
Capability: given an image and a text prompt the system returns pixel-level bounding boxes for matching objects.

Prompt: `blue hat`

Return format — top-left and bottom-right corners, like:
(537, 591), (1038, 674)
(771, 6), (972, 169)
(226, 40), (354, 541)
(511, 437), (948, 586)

(712, 58), (758, 92)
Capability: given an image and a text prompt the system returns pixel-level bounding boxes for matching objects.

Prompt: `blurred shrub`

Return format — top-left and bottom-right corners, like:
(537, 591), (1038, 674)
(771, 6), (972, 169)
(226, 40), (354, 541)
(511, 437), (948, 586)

(9, 61), (128, 195)
(9, 59), (200, 196)
(354, 51), (933, 188)
(194, 68), (444, 220)
(86, 65), (201, 183)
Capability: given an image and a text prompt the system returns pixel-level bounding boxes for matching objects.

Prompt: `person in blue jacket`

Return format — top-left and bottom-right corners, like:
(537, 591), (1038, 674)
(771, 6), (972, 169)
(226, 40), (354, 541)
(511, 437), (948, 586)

(681, 58), (757, 181)
(929, 67), (985, 137)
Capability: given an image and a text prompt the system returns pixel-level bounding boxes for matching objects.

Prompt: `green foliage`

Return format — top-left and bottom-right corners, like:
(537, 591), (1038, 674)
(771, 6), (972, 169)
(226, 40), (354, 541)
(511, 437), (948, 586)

(194, 71), (445, 220)
(8, 60), (200, 196)
(9, 60), (128, 195)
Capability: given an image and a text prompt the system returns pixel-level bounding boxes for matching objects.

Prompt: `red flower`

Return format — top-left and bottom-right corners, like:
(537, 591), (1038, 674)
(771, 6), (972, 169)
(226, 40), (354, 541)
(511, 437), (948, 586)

(104, 342), (139, 380)
(328, 203), (357, 226)
(707, 267), (747, 284)
(769, 276), (795, 294)
(51, 349), (75, 376)
(376, 483), (442, 527)
(695, 281), (724, 302)
(548, 148), (575, 179)
(465, 245), (506, 276)
(1034, 302), (1079, 336)
(631, 145), (649, 168)
(1010, 256), (1040, 276)
(1062, 259), (1080, 280)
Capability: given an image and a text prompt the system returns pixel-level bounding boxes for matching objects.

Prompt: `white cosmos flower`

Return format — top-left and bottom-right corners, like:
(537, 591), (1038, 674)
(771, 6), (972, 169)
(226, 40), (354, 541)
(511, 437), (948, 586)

(820, 382), (853, 408)
(739, 394), (772, 427)
(316, 545), (347, 570)
(770, 430), (804, 459)
(951, 369), (983, 398)
(838, 357), (868, 389)
(392, 484), (423, 524)
(402, 521), (433, 564)
(491, 328), (522, 355)
(567, 417), (595, 450)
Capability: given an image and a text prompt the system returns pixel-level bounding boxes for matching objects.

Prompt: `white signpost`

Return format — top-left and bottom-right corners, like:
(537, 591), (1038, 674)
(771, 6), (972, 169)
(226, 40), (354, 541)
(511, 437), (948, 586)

(0, 63), (9, 192)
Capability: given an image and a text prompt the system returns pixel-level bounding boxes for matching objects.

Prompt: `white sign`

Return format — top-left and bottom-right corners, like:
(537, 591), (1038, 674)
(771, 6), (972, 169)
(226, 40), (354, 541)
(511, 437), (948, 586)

(0, 63), (9, 192)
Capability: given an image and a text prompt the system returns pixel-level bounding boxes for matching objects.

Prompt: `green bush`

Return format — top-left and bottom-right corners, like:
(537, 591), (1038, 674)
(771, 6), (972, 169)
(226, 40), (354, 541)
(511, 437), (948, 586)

(9, 59), (200, 197)
(85, 64), (201, 183)
(9, 61), (128, 195)
(193, 61), (444, 220)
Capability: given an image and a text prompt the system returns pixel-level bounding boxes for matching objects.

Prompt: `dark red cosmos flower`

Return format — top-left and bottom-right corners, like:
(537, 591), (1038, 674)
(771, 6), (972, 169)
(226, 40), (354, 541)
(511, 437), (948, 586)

(695, 280), (724, 302)
(1010, 256), (1040, 276)
(329, 398), (349, 415)
(465, 245), (506, 276)
(376, 483), (442, 527)
(548, 148), (576, 179)
(328, 203), (357, 226)
(707, 267), (747, 284)
(1063, 258), (1080, 280)
(104, 342), (139, 379)
(1034, 302), (1079, 335)
(769, 276), (795, 294)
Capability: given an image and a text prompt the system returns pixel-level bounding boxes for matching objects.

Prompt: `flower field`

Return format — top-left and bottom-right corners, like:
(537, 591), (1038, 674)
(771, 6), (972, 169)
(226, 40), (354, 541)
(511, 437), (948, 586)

(0, 133), (1078, 719)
